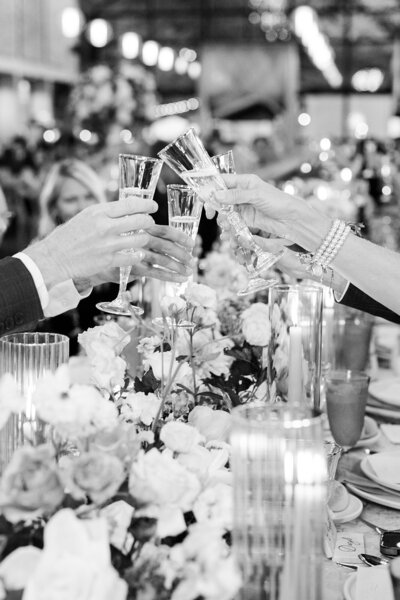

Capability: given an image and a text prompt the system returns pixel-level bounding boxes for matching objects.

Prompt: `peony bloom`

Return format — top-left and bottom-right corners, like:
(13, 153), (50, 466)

(137, 336), (162, 358)
(160, 422), (203, 454)
(241, 302), (271, 347)
(0, 445), (64, 522)
(90, 422), (141, 467)
(128, 448), (200, 511)
(61, 451), (125, 505)
(160, 295), (187, 316)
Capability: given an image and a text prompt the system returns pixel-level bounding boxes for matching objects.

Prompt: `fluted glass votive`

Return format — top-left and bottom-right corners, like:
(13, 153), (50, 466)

(231, 403), (327, 600)
(0, 332), (69, 469)
(268, 284), (323, 409)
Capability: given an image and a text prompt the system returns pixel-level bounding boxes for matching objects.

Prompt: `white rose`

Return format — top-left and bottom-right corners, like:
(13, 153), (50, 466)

(78, 322), (129, 358)
(241, 303), (271, 347)
(144, 351), (175, 381)
(185, 283), (217, 310)
(137, 336), (161, 357)
(160, 422), (203, 454)
(128, 448), (200, 511)
(193, 482), (233, 530)
(188, 406), (232, 442)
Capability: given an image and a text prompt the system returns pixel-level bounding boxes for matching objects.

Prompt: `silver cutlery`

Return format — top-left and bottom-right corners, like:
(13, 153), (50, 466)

(359, 553), (390, 567)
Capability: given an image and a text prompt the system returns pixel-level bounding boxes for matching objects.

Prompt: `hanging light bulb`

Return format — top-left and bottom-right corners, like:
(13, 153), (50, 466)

(158, 47), (175, 71)
(175, 56), (188, 75)
(61, 7), (83, 38)
(121, 32), (141, 59)
(188, 61), (201, 79)
(142, 40), (159, 66)
(87, 19), (112, 48)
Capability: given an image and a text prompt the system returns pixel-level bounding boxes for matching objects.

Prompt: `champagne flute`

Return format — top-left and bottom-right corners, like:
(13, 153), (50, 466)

(211, 150), (277, 295)
(157, 129), (283, 296)
(325, 370), (370, 451)
(153, 184), (202, 330)
(96, 154), (163, 317)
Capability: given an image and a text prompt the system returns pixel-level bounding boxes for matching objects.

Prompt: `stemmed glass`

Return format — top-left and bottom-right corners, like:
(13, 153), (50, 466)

(325, 370), (370, 452)
(211, 150), (277, 295)
(157, 129), (283, 296)
(96, 154), (163, 317)
(153, 184), (202, 330)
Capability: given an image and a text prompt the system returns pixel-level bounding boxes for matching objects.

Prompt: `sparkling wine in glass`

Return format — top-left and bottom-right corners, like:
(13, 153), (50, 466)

(96, 154), (163, 317)
(211, 150), (278, 295)
(157, 129), (283, 296)
(325, 370), (370, 450)
(153, 184), (202, 330)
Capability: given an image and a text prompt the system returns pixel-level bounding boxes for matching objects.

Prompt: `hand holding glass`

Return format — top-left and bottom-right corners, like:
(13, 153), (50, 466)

(158, 129), (283, 296)
(97, 154), (162, 317)
(211, 150), (279, 295)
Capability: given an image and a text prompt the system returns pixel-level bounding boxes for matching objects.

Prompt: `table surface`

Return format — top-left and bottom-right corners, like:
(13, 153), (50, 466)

(323, 421), (399, 600)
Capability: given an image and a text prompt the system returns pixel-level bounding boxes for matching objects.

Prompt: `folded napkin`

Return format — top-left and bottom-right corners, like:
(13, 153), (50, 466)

(381, 424), (400, 444)
(355, 565), (394, 600)
(367, 452), (400, 485)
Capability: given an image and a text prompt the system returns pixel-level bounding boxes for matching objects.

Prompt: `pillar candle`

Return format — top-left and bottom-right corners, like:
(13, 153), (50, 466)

(288, 325), (303, 404)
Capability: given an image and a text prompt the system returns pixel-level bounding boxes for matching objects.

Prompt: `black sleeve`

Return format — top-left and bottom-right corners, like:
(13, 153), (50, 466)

(0, 256), (44, 334)
(340, 283), (400, 324)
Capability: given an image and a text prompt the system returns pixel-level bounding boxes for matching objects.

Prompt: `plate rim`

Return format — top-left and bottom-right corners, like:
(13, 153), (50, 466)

(361, 453), (400, 493)
(332, 493), (363, 524)
(345, 482), (400, 510)
(369, 378), (400, 407)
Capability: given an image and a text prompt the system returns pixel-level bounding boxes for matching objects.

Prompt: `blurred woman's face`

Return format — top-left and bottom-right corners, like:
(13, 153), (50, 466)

(55, 176), (98, 223)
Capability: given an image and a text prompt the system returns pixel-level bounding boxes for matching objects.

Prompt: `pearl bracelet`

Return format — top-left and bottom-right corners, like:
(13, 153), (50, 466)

(297, 219), (351, 277)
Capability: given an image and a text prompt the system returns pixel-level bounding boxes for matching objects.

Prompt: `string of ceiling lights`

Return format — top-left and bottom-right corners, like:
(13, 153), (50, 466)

(61, 7), (202, 80)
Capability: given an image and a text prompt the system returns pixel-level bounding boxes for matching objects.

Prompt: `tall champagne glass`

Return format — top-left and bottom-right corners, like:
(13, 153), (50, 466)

(325, 370), (370, 450)
(153, 184), (203, 330)
(157, 129), (283, 295)
(96, 154), (162, 317)
(211, 150), (277, 295)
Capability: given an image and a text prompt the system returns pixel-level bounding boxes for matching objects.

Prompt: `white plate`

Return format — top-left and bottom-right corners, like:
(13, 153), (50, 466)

(361, 453), (400, 493)
(343, 572), (356, 600)
(332, 494), (363, 524)
(345, 482), (400, 510)
(356, 416), (380, 447)
(369, 378), (400, 407)
(366, 405), (400, 421)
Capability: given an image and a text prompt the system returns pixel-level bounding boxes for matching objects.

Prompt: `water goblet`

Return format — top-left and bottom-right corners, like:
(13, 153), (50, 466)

(96, 154), (163, 317)
(157, 129), (283, 296)
(211, 150), (278, 295)
(325, 370), (370, 451)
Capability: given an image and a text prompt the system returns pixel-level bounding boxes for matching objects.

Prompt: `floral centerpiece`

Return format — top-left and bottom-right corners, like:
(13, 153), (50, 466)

(0, 272), (274, 599)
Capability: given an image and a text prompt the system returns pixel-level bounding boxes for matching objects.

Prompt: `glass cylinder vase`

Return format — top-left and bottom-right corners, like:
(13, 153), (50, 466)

(231, 403), (327, 600)
(0, 332), (69, 470)
(268, 284), (323, 409)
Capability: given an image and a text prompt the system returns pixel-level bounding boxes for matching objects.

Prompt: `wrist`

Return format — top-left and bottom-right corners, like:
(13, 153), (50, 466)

(24, 237), (70, 289)
(288, 203), (331, 252)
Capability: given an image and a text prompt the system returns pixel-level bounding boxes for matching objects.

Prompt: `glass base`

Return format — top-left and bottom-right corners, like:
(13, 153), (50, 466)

(96, 300), (144, 317)
(253, 249), (284, 275)
(152, 317), (195, 330)
(237, 277), (277, 297)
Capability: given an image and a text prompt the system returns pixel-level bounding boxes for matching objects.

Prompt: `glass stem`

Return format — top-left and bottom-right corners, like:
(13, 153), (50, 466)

(118, 266), (132, 299)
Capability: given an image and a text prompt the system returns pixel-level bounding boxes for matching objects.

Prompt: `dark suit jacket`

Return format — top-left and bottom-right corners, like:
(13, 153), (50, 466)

(341, 283), (400, 324)
(0, 257), (43, 335)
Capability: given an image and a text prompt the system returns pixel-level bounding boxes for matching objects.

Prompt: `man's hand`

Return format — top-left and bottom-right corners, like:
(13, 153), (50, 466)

(24, 197), (180, 288)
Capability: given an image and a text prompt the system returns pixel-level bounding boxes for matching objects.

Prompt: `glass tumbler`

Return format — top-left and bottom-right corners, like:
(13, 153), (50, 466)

(231, 403), (327, 600)
(0, 332), (69, 469)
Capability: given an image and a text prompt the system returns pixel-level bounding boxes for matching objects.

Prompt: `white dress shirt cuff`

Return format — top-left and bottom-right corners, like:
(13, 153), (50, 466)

(334, 280), (350, 303)
(44, 280), (93, 317)
(14, 251), (49, 310)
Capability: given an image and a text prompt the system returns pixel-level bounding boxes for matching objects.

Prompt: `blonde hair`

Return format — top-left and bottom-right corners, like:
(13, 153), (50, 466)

(38, 158), (107, 238)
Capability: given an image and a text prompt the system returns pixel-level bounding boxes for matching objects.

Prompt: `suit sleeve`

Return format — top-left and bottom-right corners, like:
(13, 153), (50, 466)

(0, 257), (44, 334)
(340, 283), (400, 324)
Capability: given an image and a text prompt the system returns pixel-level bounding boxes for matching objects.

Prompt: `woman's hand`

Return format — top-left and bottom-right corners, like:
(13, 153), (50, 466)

(212, 174), (330, 251)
